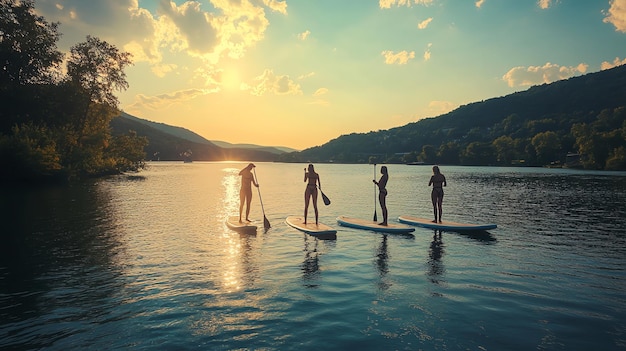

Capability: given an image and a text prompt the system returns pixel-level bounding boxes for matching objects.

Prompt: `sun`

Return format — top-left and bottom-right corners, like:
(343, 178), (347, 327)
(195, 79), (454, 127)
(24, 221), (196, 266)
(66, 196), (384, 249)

(220, 68), (241, 91)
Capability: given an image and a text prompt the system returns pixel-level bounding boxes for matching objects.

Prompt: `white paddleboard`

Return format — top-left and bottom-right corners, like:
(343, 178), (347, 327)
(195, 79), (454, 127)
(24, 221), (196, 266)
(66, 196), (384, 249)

(398, 215), (497, 231)
(336, 215), (414, 234)
(285, 216), (337, 235)
(226, 216), (258, 233)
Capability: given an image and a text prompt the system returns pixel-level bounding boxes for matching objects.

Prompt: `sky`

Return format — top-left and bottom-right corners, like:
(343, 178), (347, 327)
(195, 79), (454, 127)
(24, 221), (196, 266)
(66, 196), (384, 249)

(33, 0), (626, 150)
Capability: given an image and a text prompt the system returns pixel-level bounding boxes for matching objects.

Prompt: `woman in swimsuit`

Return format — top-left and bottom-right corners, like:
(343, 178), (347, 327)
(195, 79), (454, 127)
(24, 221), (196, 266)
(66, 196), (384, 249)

(373, 166), (389, 226)
(239, 163), (259, 222)
(304, 164), (321, 224)
(428, 165), (447, 223)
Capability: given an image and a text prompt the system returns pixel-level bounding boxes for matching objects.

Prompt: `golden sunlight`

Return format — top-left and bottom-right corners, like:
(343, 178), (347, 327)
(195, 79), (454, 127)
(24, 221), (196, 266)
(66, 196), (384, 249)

(220, 68), (242, 91)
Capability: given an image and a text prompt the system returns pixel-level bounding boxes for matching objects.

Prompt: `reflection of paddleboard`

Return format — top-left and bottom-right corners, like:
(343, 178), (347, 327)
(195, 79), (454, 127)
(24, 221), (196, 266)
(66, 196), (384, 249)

(285, 216), (337, 235)
(226, 216), (258, 233)
(398, 215), (497, 231)
(336, 215), (415, 234)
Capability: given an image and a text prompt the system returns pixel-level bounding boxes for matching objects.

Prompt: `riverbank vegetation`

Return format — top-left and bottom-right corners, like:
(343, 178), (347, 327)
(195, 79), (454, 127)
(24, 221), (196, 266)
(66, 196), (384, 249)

(0, 0), (147, 182)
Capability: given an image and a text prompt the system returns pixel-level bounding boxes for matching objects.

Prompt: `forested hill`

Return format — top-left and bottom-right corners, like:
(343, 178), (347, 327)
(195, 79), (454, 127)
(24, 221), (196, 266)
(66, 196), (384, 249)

(279, 64), (626, 170)
(110, 114), (281, 162)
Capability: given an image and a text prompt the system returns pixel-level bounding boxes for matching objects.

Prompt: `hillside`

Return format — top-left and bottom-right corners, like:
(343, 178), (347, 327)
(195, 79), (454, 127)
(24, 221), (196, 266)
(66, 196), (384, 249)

(110, 114), (279, 162)
(278, 65), (626, 170)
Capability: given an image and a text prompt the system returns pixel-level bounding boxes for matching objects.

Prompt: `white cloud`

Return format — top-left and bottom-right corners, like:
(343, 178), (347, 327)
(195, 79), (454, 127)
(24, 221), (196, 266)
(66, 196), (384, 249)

(601, 57), (626, 69)
(423, 43), (432, 61)
(34, 0), (286, 76)
(475, 0), (485, 8)
(298, 30), (311, 41)
(427, 101), (456, 116)
(537, 0), (553, 10)
(262, 0), (288, 15)
(151, 63), (179, 78)
(250, 69), (302, 96)
(379, 0), (434, 9)
(298, 72), (316, 80)
(418, 18), (433, 29)
(603, 0), (626, 33)
(382, 50), (416, 65)
(502, 62), (588, 87)
(127, 88), (217, 111)
(313, 88), (328, 97)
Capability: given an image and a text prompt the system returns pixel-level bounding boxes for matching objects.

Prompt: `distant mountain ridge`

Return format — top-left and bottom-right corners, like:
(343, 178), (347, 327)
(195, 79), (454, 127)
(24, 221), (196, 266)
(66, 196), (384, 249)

(119, 113), (296, 154)
(111, 113), (287, 161)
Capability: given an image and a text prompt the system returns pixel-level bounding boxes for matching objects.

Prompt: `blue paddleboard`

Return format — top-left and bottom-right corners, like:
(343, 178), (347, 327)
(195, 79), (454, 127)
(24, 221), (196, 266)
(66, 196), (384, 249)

(336, 215), (414, 234)
(398, 215), (497, 231)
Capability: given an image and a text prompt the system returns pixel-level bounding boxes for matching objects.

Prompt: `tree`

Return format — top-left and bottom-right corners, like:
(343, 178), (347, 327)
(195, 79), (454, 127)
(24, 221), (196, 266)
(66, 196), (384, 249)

(461, 142), (496, 165)
(419, 145), (437, 163)
(531, 131), (561, 165)
(437, 142), (460, 164)
(492, 135), (515, 165)
(0, 0), (63, 86)
(0, 0), (64, 132)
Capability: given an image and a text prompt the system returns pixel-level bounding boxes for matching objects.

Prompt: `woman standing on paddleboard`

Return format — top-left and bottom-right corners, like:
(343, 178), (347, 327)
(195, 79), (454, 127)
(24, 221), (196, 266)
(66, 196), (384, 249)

(239, 163), (259, 223)
(373, 166), (389, 226)
(304, 164), (321, 225)
(428, 165), (447, 223)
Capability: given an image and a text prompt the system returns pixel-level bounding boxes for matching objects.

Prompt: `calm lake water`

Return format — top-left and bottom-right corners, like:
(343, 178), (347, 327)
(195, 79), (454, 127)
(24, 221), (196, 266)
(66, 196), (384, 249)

(1, 162), (625, 350)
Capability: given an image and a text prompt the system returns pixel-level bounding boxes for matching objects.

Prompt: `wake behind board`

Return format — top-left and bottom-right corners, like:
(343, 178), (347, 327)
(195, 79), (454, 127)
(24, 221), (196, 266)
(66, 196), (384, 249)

(226, 216), (258, 234)
(336, 215), (415, 234)
(285, 216), (337, 235)
(398, 215), (497, 231)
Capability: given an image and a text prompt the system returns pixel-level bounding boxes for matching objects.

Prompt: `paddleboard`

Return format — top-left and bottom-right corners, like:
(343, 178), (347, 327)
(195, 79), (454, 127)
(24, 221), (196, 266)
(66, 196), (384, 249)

(226, 216), (258, 233)
(336, 215), (415, 234)
(398, 215), (497, 231)
(285, 216), (337, 235)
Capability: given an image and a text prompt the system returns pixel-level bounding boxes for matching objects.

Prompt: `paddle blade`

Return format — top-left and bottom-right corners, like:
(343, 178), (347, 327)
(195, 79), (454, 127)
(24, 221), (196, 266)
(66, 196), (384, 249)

(263, 216), (271, 229)
(373, 211), (378, 222)
(321, 191), (331, 206)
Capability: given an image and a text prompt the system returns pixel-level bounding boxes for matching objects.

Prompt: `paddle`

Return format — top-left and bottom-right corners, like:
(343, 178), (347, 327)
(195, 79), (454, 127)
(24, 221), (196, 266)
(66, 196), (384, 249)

(318, 186), (331, 206)
(253, 168), (270, 229)
(373, 163), (377, 222)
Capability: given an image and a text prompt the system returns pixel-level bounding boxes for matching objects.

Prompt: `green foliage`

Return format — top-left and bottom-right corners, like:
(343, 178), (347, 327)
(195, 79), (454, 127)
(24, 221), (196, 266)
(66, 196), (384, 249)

(106, 130), (148, 172)
(0, 0), (63, 86)
(0, 122), (63, 179)
(0, 0), (144, 181)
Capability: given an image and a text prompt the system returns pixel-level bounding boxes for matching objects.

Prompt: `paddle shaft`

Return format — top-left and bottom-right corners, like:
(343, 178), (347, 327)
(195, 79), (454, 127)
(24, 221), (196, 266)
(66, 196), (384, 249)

(253, 168), (270, 229)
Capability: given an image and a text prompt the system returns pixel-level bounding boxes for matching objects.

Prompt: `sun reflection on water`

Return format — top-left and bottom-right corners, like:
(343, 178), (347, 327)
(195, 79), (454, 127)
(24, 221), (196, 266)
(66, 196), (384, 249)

(219, 167), (245, 293)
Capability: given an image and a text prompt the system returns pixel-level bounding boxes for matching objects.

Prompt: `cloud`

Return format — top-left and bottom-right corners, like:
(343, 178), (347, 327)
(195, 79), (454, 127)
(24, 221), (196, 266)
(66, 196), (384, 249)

(34, 0), (286, 73)
(313, 88), (328, 97)
(151, 63), (179, 78)
(601, 57), (626, 69)
(427, 101), (456, 116)
(310, 88), (329, 106)
(127, 88), (217, 111)
(298, 72), (316, 80)
(382, 50), (416, 65)
(423, 43), (432, 61)
(250, 69), (302, 96)
(502, 62), (588, 87)
(603, 0), (626, 33)
(475, 0), (486, 8)
(537, 0), (554, 10)
(298, 30), (311, 41)
(379, 0), (434, 9)
(35, 1), (163, 62)
(418, 18), (433, 29)
(262, 0), (288, 15)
